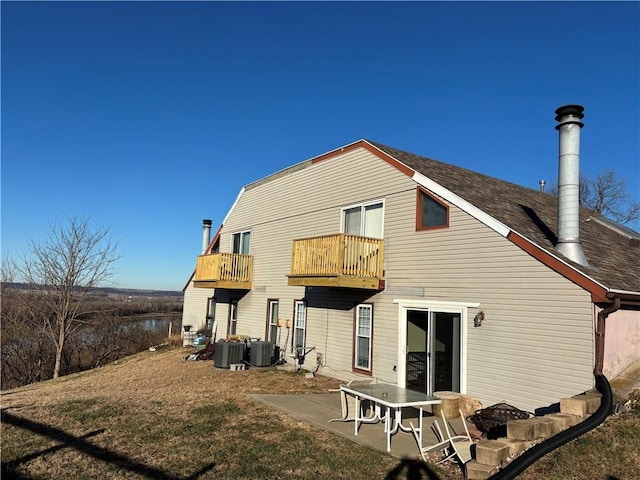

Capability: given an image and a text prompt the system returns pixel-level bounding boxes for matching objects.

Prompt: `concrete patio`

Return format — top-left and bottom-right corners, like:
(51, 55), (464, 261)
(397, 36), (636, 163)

(248, 391), (467, 459)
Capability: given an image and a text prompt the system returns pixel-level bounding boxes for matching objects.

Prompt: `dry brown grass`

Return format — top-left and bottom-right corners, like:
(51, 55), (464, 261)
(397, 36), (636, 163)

(1, 347), (407, 480)
(2, 346), (639, 480)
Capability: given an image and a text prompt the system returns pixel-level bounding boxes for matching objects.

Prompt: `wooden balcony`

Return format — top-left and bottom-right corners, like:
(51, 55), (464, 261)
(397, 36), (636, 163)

(288, 234), (384, 290)
(193, 253), (253, 290)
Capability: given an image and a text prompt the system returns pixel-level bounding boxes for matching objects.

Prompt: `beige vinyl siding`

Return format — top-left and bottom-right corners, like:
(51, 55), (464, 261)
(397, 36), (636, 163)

(210, 146), (595, 412)
(304, 289), (385, 379)
(182, 279), (213, 333)
(234, 150), (409, 227)
(218, 148), (409, 375)
(382, 187), (595, 411)
(366, 299), (401, 383)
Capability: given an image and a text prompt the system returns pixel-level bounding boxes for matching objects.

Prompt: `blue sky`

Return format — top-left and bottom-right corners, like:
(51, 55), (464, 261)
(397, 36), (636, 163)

(2, 1), (639, 291)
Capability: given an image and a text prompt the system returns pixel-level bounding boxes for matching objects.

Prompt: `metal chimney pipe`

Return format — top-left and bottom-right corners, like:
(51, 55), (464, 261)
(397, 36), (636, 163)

(539, 179), (546, 193)
(201, 219), (212, 254)
(555, 105), (589, 266)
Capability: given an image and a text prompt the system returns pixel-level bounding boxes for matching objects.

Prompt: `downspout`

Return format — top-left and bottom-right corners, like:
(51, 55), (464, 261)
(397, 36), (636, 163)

(595, 297), (621, 375)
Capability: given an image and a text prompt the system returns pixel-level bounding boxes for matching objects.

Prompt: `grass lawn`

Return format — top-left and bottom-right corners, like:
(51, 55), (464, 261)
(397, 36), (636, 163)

(1, 346), (638, 479)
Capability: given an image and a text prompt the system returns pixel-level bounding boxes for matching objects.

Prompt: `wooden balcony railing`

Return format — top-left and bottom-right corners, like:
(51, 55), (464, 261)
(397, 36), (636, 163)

(193, 253), (253, 289)
(288, 234), (384, 290)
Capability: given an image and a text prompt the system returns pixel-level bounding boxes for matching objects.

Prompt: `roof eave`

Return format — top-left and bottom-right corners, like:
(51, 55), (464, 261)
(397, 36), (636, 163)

(607, 289), (640, 308)
(507, 231), (610, 303)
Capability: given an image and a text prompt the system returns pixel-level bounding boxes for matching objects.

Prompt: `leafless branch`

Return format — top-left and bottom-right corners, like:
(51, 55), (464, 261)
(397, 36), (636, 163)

(14, 216), (121, 378)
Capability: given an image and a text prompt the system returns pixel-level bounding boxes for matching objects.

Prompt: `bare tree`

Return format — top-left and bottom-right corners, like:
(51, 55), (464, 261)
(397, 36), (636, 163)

(1, 254), (17, 292)
(1, 260), (54, 388)
(1, 299), (54, 389)
(582, 170), (639, 225)
(547, 169), (640, 226)
(15, 216), (120, 379)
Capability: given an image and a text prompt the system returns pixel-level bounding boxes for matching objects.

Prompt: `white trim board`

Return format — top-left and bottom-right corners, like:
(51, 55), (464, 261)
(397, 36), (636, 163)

(394, 299), (479, 395)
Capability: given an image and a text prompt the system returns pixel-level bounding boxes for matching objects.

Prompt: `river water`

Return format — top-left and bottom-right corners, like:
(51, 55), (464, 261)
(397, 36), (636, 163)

(136, 316), (182, 335)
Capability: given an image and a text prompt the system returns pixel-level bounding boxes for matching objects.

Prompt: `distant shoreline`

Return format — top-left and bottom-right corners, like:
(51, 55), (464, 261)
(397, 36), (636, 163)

(3, 283), (183, 298)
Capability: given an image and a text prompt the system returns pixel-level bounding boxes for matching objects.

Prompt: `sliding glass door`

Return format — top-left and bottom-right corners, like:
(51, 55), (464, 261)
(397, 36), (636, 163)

(405, 309), (461, 395)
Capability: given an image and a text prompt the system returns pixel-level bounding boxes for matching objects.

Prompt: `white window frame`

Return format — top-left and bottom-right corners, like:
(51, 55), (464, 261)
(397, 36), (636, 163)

(207, 297), (216, 334)
(267, 299), (279, 343)
(394, 299), (478, 394)
(354, 304), (373, 372)
(231, 230), (251, 254)
(229, 300), (238, 335)
(293, 300), (306, 354)
(207, 297), (216, 320)
(341, 199), (385, 238)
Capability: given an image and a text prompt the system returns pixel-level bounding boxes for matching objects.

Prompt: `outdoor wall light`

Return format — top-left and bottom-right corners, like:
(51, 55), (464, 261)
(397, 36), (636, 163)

(473, 311), (485, 327)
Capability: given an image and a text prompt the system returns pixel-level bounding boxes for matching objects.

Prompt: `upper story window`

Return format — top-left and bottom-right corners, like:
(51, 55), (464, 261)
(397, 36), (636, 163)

(342, 200), (384, 238)
(232, 230), (251, 254)
(417, 188), (448, 230)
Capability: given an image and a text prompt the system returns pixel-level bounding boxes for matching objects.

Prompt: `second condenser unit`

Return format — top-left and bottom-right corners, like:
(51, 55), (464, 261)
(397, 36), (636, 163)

(250, 341), (274, 367)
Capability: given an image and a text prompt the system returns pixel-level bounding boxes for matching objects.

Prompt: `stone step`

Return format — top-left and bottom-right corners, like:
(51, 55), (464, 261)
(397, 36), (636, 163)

(477, 414), (569, 467)
(506, 418), (538, 441)
(534, 416), (564, 438)
(544, 412), (582, 429)
(475, 439), (510, 467)
(494, 437), (532, 456)
(471, 392), (598, 475)
(560, 392), (601, 416)
(467, 460), (499, 480)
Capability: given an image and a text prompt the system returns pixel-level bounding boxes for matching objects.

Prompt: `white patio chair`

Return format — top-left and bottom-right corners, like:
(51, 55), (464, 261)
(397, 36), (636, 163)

(329, 387), (376, 422)
(410, 413), (471, 464)
(410, 419), (452, 463)
(440, 409), (474, 479)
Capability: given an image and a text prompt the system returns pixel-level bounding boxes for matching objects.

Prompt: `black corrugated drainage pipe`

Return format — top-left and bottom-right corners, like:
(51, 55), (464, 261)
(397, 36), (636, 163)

(486, 373), (613, 480)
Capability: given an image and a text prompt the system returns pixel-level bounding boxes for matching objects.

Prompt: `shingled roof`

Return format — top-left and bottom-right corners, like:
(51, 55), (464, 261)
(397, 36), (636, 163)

(367, 140), (640, 296)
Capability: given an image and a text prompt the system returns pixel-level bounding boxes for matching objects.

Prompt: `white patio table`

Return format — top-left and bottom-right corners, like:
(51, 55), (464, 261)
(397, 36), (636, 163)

(339, 383), (442, 452)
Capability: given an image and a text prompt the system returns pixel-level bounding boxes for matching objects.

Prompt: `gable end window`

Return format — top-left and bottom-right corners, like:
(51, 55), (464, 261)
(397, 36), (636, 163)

(353, 304), (373, 374)
(416, 188), (449, 230)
